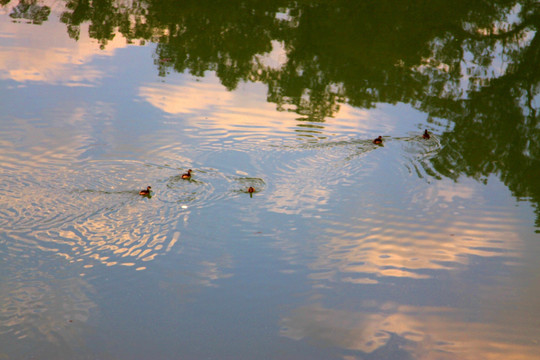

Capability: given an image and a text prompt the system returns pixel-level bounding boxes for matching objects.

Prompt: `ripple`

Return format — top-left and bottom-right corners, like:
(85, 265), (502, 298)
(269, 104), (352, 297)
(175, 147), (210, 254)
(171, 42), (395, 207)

(262, 136), (380, 215)
(0, 267), (96, 347)
(1, 157), (194, 268)
(307, 204), (524, 284)
(400, 132), (443, 181)
(0, 150), (272, 269)
(186, 118), (295, 153)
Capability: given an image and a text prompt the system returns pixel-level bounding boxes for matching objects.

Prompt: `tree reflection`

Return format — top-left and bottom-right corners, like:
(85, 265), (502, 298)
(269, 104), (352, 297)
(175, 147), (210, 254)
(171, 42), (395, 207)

(3, 0), (539, 224)
(426, 31), (540, 226)
(7, 0), (50, 24)
(148, 0), (284, 90)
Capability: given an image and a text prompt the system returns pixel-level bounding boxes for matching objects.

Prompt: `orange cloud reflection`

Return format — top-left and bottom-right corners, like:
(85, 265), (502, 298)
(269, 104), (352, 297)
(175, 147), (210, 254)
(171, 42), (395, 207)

(307, 179), (525, 284)
(281, 302), (539, 360)
(0, 3), (128, 85)
(310, 208), (523, 284)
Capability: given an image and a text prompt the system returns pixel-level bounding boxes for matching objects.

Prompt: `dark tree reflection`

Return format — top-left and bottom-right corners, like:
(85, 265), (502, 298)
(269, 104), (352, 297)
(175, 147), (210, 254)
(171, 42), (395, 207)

(3, 0), (539, 225)
(8, 0), (50, 24)
(423, 14), (540, 226)
(146, 0), (284, 90)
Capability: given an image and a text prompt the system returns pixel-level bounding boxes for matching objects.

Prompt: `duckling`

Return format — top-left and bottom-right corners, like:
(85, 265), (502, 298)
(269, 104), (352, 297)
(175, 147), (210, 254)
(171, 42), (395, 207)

(248, 186), (255, 194)
(181, 169), (192, 179)
(422, 130), (430, 139)
(373, 136), (383, 145)
(139, 186), (151, 196)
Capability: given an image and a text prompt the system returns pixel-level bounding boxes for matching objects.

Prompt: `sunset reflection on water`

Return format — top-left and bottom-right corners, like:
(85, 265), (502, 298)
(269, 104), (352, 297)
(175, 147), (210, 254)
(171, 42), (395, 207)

(281, 301), (539, 360)
(1, 1), (539, 359)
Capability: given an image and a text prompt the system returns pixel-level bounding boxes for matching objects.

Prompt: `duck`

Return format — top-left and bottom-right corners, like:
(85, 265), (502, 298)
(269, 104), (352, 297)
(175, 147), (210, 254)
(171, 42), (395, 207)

(422, 130), (430, 139)
(373, 136), (383, 145)
(139, 186), (151, 196)
(248, 186), (255, 194)
(181, 169), (192, 179)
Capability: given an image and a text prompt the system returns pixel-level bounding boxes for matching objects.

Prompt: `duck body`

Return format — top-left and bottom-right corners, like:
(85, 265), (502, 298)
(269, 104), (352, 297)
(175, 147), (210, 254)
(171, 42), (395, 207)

(139, 186), (152, 196)
(373, 136), (383, 145)
(181, 169), (192, 179)
(422, 130), (430, 139)
(248, 186), (255, 193)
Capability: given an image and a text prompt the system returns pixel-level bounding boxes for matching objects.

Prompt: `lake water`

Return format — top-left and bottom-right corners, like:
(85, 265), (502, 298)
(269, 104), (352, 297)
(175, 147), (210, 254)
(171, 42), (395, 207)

(1, 1), (539, 359)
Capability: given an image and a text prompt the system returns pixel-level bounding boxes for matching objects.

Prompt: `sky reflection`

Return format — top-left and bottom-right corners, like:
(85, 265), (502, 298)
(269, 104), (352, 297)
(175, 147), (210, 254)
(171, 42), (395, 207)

(0, 258), (96, 349)
(308, 180), (524, 285)
(0, 23), (123, 86)
(281, 300), (539, 360)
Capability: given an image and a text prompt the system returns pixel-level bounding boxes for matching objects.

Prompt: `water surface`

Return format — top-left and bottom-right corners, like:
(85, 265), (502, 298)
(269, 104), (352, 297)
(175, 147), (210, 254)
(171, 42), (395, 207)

(1, 1), (539, 359)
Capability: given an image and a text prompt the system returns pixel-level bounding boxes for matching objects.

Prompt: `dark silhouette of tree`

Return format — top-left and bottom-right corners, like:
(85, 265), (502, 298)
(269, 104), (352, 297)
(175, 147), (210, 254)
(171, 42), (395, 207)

(8, 0), (50, 24)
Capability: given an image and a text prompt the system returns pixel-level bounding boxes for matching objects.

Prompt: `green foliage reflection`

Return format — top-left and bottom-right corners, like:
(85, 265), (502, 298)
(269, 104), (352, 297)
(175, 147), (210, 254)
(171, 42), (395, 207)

(7, 0), (50, 24)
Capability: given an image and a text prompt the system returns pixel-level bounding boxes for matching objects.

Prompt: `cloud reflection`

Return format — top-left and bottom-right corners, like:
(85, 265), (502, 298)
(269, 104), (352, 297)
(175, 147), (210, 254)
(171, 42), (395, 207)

(288, 176), (529, 289)
(281, 302), (539, 359)
(0, 262), (96, 354)
(0, 3), (127, 85)
(311, 206), (523, 284)
(277, 177), (536, 357)
(139, 75), (302, 142)
(140, 80), (234, 115)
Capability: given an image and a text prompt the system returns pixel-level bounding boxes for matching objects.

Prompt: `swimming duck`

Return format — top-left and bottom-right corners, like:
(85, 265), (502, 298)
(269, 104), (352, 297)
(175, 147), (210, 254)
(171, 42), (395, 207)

(422, 130), (430, 139)
(139, 186), (151, 196)
(248, 186), (255, 193)
(373, 136), (383, 145)
(181, 169), (192, 179)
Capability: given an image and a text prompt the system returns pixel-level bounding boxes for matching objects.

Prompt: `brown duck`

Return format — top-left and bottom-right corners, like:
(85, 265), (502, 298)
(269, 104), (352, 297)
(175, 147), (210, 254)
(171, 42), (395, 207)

(181, 169), (192, 179)
(139, 186), (151, 196)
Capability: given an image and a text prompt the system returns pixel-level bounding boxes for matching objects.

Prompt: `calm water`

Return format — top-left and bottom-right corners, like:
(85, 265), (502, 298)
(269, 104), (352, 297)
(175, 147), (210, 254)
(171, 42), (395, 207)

(1, 1), (539, 359)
